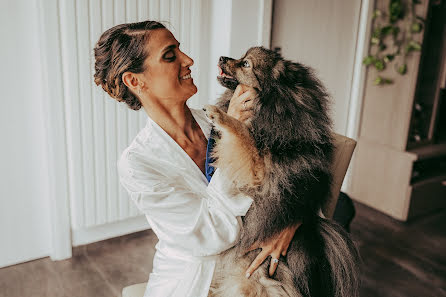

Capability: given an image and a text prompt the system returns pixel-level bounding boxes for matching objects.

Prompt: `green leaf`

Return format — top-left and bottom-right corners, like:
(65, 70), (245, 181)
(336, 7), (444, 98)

(411, 22), (423, 33)
(374, 76), (393, 85)
(405, 40), (422, 53)
(389, 0), (404, 23)
(371, 37), (380, 45)
(412, 0), (421, 4)
(382, 26), (394, 36)
(372, 27), (382, 38)
(384, 54), (395, 63)
(374, 76), (383, 85)
(374, 59), (385, 71)
(372, 9), (382, 19)
(363, 55), (376, 66)
(397, 64), (407, 74)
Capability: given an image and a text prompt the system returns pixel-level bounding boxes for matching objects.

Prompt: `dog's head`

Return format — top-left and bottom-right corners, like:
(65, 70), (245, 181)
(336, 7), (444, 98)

(218, 47), (333, 149)
(217, 47), (278, 92)
(217, 47), (329, 111)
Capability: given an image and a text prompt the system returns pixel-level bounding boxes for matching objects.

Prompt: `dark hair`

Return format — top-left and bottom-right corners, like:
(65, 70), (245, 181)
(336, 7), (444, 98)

(93, 21), (166, 110)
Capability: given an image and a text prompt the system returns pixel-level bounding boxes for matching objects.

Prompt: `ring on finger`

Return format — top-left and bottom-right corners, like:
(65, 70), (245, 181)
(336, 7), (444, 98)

(272, 258), (279, 264)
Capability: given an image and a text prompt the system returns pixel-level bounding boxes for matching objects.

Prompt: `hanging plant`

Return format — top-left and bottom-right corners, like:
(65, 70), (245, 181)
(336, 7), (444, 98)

(363, 0), (424, 85)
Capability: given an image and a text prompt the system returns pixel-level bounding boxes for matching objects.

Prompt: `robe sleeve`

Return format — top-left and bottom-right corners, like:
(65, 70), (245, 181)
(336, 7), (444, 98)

(117, 149), (253, 257)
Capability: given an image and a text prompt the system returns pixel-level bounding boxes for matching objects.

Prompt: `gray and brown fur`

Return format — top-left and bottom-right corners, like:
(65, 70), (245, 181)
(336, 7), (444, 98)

(205, 47), (360, 297)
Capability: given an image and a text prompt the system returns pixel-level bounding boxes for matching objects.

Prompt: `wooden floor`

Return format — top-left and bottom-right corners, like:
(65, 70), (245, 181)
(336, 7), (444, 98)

(1, 201), (445, 297)
(350, 202), (446, 297)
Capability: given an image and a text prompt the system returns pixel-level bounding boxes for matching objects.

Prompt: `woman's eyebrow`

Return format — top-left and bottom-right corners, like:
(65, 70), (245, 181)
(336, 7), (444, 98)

(162, 42), (180, 53)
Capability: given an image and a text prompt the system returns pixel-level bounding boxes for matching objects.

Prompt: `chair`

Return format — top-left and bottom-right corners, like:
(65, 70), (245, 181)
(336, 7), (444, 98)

(121, 133), (356, 297)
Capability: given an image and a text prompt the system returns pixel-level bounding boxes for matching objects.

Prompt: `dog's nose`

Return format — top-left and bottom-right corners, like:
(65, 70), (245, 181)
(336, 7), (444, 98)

(219, 56), (229, 63)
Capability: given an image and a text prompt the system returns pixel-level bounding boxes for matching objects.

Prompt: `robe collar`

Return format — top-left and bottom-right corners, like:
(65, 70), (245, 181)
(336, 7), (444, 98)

(143, 108), (212, 185)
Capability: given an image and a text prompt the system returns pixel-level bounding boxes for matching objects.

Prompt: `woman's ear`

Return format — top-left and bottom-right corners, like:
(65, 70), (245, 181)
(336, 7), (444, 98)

(122, 71), (140, 92)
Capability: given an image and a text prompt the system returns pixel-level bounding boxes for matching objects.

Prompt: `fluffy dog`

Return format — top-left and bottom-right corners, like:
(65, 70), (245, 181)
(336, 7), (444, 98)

(204, 47), (360, 297)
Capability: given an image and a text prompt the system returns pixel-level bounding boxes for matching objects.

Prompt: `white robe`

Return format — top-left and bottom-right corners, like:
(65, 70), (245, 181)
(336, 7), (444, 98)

(117, 108), (253, 297)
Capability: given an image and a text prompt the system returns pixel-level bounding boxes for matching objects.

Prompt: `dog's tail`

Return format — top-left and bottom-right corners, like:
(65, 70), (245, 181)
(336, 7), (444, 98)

(287, 217), (361, 297)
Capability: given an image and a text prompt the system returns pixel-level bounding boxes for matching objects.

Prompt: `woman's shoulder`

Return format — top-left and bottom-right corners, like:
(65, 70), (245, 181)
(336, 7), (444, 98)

(116, 126), (156, 177)
(190, 107), (212, 139)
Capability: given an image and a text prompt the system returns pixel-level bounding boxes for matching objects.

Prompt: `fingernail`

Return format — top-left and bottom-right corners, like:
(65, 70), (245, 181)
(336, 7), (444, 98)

(245, 272), (251, 278)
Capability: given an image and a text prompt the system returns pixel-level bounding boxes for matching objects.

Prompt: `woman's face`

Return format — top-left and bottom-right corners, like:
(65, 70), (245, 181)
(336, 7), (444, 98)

(140, 28), (197, 103)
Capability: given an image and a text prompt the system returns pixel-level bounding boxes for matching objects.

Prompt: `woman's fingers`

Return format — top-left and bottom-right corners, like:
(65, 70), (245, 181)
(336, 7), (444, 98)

(232, 85), (255, 104)
(243, 223), (303, 279)
(269, 253), (281, 276)
(245, 248), (269, 278)
(233, 84), (244, 98)
(241, 99), (255, 111)
(239, 90), (255, 104)
(245, 242), (260, 253)
(281, 243), (289, 257)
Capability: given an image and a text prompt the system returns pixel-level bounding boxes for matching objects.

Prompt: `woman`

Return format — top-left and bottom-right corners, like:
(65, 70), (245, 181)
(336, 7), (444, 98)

(94, 21), (299, 297)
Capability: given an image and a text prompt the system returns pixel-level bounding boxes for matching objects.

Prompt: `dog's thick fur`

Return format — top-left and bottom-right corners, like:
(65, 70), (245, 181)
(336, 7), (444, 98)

(205, 47), (360, 297)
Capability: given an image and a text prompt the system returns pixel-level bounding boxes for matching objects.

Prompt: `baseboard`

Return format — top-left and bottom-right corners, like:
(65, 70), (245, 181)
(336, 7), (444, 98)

(71, 215), (150, 247)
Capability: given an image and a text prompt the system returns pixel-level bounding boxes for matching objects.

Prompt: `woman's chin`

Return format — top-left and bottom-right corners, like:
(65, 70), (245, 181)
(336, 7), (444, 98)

(180, 85), (198, 102)
(186, 83), (198, 96)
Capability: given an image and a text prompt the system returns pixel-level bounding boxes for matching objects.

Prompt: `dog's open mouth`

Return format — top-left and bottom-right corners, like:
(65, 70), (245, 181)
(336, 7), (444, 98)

(217, 65), (239, 90)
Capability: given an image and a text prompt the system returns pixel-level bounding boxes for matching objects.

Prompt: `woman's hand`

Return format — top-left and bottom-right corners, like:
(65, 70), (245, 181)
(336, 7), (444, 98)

(227, 84), (256, 122)
(245, 222), (302, 278)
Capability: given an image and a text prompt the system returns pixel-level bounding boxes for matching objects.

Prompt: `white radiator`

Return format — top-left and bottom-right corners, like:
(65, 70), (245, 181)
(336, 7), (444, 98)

(56, 0), (206, 235)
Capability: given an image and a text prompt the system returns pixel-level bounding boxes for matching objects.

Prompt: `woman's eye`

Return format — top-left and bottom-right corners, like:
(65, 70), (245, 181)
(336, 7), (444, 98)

(163, 52), (176, 61)
(242, 60), (250, 68)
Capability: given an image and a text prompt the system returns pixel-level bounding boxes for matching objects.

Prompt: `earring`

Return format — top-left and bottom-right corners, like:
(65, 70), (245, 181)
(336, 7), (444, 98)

(138, 87), (142, 96)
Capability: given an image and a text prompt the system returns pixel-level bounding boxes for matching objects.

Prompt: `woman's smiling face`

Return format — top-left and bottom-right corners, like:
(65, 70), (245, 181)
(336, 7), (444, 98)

(141, 28), (197, 103)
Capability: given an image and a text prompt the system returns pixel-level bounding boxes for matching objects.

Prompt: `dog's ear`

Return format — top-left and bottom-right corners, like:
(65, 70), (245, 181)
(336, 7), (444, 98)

(260, 59), (285, 96)
(272, 60), (285, 80)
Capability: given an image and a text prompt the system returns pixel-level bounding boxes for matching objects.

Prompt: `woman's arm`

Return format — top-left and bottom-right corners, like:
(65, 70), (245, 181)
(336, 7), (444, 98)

(118, 149), (252, 257)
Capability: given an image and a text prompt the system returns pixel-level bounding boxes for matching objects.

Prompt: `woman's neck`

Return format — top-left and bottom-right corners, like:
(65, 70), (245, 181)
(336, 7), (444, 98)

(143, 97), (194, 141)
(142, 96), (208, 175)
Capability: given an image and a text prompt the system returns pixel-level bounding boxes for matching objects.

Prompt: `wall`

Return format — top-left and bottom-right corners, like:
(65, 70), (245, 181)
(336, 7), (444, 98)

(0, 0), (52, 267)
(271, 0), (363, 135)
(206, 0), (270, 103)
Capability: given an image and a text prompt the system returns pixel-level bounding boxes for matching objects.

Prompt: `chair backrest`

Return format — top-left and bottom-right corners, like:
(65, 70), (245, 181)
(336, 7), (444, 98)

(321, 133), (357, 219)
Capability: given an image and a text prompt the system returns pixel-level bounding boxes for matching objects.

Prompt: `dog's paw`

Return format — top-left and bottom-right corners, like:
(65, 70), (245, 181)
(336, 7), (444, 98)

(204, 105), (225, 125)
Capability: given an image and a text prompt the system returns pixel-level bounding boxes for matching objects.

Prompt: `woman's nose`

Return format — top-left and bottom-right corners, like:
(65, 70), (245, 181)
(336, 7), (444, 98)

(181, 51), (194, 67)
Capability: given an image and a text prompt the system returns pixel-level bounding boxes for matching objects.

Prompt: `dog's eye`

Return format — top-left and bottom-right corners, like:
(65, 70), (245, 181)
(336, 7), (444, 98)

(242, 60), (250, 68)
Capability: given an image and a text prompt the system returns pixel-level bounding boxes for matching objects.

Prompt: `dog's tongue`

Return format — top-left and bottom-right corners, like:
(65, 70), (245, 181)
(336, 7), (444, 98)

(217, 65), (224, 76)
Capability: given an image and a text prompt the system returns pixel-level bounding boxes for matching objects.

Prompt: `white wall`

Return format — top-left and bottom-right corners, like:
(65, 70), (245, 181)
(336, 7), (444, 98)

(0, 0), (52, 267)
(206, 0), (269, 104)
(271, 0), (363, 135)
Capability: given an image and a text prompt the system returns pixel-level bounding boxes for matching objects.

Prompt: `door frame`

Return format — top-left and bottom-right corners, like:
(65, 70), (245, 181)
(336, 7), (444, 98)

(37, 0), (73, 261)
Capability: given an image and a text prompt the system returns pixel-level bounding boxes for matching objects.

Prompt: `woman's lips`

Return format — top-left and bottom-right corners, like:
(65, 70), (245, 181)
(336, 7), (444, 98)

(179, 73), (192, 80)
